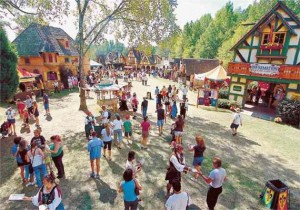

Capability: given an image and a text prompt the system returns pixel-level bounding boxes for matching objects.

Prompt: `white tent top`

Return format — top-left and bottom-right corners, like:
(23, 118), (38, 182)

(90, 60), (102, 67)
(205, 65), (228, 81)
(194, 72), (207, 81)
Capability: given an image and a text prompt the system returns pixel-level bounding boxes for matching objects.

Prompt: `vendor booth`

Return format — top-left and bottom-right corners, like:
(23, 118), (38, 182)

(14, 69), (43, 100)
(197, 64), (229, 108)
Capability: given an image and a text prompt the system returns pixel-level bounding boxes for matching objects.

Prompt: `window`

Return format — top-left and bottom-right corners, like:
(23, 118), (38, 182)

(47, 71), (57, 80)
(25, 57), (30, 64)
(65, 57), (70, 63)
(274, 33), (285, 45)
(55, 54), (57, 63)
(65, 40), (69, 48)
(262, 34), (270, 45)
(49, 54), (53, 63)
(43, 54), (46, 63)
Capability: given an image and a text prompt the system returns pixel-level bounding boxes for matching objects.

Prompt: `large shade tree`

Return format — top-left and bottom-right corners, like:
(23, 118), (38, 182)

(1, 0), (177, 111)
(75, 0), (177, 110)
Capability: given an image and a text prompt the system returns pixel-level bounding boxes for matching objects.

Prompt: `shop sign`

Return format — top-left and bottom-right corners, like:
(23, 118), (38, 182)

(250, 64), (279, 76)
(233, 85), (242, 92)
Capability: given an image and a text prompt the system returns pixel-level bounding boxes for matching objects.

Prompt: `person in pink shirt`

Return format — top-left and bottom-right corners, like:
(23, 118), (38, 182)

(140, 116), (151, 149)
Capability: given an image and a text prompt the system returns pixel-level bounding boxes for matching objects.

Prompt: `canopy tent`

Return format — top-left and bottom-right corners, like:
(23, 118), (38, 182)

(205, 65), (228, 81)
(18, 68), (39, 82)
(90, 60), (102, 67)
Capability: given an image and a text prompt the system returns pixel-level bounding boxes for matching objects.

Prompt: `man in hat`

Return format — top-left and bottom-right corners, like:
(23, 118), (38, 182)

(230, 108), (242, 136)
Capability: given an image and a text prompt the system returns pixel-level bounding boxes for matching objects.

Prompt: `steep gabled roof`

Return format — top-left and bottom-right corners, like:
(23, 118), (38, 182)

(230, 1), (300, 51)
(13, 23), (79, 57)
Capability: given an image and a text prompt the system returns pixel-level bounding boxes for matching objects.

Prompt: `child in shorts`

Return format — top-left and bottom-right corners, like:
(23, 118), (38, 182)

(123, 115), (132, 144)
(23, 110), (30, 130)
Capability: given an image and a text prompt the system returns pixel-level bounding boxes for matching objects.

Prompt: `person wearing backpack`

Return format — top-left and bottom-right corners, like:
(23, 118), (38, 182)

(23, 172), (64, 209)
(165, 180), (191, 210)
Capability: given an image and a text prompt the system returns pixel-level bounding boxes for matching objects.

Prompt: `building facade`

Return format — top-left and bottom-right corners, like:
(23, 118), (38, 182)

(228, 2), (300, 106)
(13, 23), (90, 90)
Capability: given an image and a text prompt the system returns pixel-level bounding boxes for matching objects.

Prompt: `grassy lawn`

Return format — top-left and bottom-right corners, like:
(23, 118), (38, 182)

(0, 77), (299, 209)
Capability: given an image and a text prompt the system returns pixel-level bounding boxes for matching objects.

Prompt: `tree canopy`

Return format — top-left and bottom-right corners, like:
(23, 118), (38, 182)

(156, 0), (300, 67)
(0, 26), (19, 102)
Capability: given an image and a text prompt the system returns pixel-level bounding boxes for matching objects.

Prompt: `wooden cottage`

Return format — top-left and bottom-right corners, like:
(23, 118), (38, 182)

(13, 23), (90, 90)
(228, 1), (300, 107)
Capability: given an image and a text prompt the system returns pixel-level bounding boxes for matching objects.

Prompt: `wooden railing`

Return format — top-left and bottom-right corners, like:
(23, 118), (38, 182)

(228, 62), (300, 80)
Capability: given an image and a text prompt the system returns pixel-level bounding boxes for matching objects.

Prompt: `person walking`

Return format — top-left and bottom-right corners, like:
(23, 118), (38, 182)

(123, 115), (133, 144)
(87, 132), (104, 179)
(6, 106), (17, 135)
(188, 135), (206, 180)
(125, 151), (142, 177)
(156, 104), (166, 136)
(32, 101), (40, 127)
(11, 137), (26, 183)
(101, 123), (113, 161)
(165, 180), (192, 210)
(230, 108), (242, 136)
(154, 86), (160, 96)
(174, 115), (184, 144)
(170, 100), (178, 119)
(43, 93), (50, 116)
(181, 85), (188, 100)
(140, 116), (151, 149)
(47, 135), (65, 179)
(131, 93), (138, 119)
(118, 168), (142, 210)
(198, 157), (227, 210)
(27, 141), (48, 188)
(141, 97), (148, 118)
(113, 113), (123, 149)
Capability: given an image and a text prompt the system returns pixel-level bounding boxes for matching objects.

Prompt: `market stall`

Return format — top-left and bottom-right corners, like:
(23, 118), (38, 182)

(14, 69), (42, 100)
(197, 64), (229, 108)
(93, 81), (129, 112)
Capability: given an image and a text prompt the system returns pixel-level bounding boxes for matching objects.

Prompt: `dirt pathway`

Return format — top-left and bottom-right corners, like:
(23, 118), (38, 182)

(0, 76), (299, 209)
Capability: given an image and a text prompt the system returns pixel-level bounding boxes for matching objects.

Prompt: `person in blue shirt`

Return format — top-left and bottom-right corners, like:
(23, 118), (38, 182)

(87, 132), (103, 179)
(119, 168), (142, 210)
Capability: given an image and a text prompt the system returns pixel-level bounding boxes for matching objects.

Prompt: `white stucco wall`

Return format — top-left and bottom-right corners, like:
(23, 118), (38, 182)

(286, 48), (296, 64)
(250, 49), (257, 63)
(239, 49), (249, 62)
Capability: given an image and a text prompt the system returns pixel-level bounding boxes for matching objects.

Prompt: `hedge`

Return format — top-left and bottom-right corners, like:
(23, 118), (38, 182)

(277, 100), (300, 126)
(217, 99), (238, 109)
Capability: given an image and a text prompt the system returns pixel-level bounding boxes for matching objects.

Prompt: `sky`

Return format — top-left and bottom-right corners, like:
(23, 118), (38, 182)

(5, 0), (255, 42)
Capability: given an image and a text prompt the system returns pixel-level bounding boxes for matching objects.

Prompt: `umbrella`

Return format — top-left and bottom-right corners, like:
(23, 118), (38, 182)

(205, 65), (228, 81)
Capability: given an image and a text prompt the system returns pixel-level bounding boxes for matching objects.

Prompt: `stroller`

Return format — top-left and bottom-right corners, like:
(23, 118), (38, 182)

(0, 121), (10, 138)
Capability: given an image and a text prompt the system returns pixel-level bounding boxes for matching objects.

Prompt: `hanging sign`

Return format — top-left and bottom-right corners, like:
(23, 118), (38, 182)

(250, 64), (279, 76)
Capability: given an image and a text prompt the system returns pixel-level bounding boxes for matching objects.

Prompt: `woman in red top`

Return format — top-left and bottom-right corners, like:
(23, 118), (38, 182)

(140, 116), (151, 149)
(16, 99), (26, 120)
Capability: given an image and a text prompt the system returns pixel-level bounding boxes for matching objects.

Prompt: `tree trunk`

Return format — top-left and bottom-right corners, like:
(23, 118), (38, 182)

(78, 12), (88, 111)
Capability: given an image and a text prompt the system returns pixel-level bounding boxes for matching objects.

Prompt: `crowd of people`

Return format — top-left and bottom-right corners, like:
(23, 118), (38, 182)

(4, 67), (236, 210)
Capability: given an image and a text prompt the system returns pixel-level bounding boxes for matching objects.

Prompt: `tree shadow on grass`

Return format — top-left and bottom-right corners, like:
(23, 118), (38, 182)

(186, 116), (300, 209)
(0, 136), (17, 185)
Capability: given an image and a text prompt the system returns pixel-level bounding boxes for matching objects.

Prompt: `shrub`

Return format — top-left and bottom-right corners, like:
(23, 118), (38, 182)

(217, 99), (237, 109)
(219, 88), (229, 99)
(277, 100), (300, 126)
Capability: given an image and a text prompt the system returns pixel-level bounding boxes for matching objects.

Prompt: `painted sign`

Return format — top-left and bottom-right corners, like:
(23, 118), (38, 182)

(250, 64), (279, 76)
(262, 187), (275, 208)
(233, 85), (242, 92)
(277, 190), (288, 210)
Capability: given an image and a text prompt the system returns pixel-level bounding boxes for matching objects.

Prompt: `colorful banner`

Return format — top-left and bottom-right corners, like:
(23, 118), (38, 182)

(262, 187), (275, 208)
(250, 64), (279, 76)
(277, 190), (288, 210)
